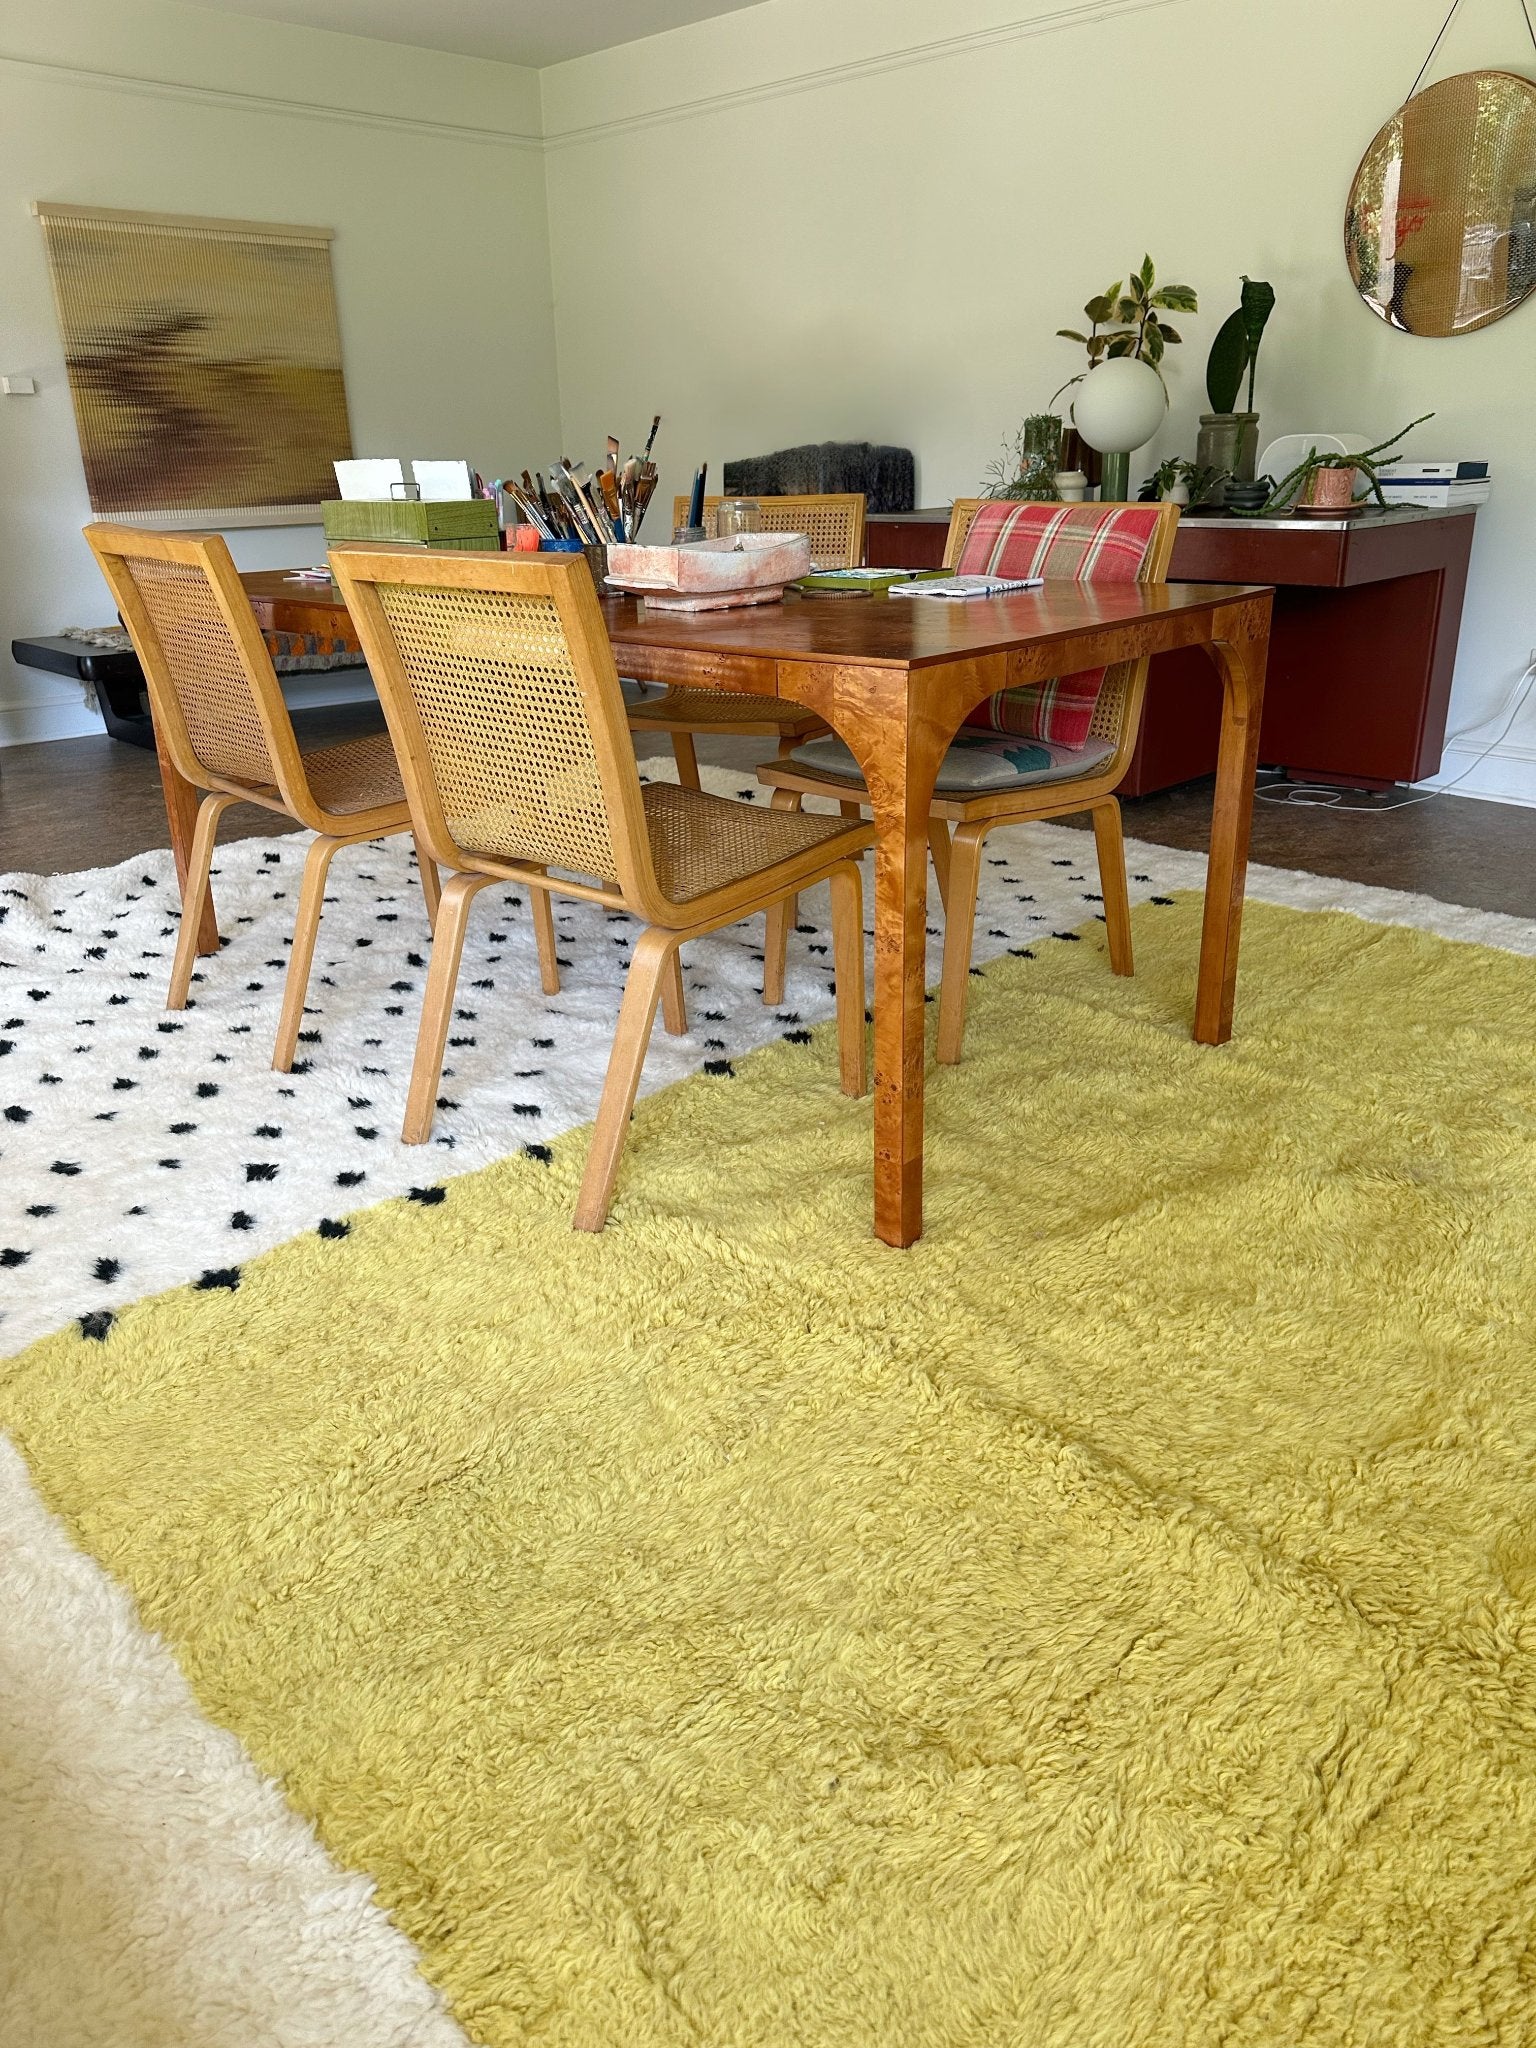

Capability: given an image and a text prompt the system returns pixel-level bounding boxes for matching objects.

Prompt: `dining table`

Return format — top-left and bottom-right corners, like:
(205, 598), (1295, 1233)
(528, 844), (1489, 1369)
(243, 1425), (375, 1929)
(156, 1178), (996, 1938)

(193, 566), (1276, 1248)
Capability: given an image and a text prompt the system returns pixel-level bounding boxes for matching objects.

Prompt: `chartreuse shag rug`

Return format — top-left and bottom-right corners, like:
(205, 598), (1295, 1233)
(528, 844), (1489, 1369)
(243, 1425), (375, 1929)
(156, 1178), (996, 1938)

(5, 893), (1536, 2047)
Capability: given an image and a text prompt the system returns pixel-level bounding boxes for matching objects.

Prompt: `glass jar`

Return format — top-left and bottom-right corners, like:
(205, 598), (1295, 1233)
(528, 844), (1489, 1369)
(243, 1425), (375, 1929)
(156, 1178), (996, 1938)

(712, 498), (761, 538)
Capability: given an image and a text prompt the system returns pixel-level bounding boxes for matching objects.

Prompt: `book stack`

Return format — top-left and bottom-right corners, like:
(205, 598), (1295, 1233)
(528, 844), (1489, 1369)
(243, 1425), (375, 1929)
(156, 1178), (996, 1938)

(1374, 460), (1491, 511)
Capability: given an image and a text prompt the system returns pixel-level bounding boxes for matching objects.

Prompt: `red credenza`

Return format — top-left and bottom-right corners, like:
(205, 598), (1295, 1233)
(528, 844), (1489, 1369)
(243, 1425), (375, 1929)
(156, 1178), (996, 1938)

(864, 506), (1477, 791)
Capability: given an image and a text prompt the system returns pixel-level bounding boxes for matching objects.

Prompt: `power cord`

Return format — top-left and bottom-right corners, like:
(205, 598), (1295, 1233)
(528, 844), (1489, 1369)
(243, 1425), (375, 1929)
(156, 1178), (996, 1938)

(1256, 659), (1536, 814)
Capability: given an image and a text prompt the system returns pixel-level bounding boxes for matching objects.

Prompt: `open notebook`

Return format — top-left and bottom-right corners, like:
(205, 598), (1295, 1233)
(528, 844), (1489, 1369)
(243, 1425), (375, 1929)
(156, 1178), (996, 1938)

(889, 574), (1043, 599)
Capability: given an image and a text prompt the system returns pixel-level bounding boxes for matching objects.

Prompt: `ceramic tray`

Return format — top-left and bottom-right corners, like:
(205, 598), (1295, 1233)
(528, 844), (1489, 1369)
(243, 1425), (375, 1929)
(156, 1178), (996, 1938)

(605, 531), (812, 608)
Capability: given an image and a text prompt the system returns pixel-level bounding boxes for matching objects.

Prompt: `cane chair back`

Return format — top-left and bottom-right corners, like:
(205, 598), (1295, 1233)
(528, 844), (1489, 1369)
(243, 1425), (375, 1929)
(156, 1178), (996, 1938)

(85, 525), (325, 822)
(330, 548), (680, 915)
(671, 493), (866, 568)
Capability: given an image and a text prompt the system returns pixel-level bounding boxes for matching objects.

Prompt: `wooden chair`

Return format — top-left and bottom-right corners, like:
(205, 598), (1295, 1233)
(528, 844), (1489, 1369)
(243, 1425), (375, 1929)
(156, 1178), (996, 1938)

(757, 500), (1181, 1058)
(329, 546), (873, 1231)
(86, 524), (440, 1072)
(622, 493), (869, 790)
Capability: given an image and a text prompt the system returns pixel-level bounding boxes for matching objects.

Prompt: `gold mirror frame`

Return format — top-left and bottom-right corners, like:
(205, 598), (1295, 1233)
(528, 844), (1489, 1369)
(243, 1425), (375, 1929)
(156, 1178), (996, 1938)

(1346, 69), (1536, 336)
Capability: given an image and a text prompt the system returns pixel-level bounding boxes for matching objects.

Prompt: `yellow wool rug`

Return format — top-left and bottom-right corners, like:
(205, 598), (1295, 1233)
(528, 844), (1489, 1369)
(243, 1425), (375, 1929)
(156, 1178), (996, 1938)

(4, 895), (1536, 2046)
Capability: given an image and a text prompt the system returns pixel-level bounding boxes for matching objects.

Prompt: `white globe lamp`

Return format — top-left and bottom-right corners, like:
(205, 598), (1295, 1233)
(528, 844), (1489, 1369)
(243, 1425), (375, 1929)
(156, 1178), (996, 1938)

(1072, 357), (1167, 502)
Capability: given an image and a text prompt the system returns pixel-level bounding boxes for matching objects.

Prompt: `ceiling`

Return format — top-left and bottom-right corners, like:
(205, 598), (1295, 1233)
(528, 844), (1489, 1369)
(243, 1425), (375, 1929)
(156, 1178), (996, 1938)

(178, 0), (767, 68)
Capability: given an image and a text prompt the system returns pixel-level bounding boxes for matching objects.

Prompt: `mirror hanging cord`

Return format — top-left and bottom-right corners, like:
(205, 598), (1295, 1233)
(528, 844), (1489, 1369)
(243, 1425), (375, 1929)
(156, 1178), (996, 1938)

(1408, 0), (1536, 103)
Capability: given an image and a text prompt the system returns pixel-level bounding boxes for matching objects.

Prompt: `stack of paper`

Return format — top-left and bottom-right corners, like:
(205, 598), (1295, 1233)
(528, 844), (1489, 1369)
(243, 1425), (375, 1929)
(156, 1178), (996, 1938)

(1376, 459), (1491, 510)
(333, 458), (404, 501)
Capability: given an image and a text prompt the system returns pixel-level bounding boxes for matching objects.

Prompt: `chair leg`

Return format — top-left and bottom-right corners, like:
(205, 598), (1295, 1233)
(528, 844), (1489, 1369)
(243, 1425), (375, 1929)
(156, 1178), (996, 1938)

(273, 832), (343, 1073)
(530, 883), (561, 996)
(935, 823), (989, 1066)
(402, 872), (496, 1145)
(1092, 798), (1134, 977)
(762, 788), (805, 1007)
(573, 925), (677, 1232)
(412, 833), (441, 931)
(828, 862), (868, 1098)
(838, 800), (862, 821)
(166, 792), (237, 1011)
(661, 947), (689, 1035)
(671, 731), (702, 791)
(927, 818), (953, 912)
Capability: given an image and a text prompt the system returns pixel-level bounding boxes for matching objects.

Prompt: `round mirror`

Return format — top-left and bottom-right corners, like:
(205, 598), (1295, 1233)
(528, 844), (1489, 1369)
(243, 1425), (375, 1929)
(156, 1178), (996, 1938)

(1346, 69), (1536, 335)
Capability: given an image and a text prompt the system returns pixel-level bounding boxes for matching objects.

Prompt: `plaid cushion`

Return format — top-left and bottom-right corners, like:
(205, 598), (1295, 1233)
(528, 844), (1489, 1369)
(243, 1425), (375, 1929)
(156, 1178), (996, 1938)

(956, 502), (1164, 745)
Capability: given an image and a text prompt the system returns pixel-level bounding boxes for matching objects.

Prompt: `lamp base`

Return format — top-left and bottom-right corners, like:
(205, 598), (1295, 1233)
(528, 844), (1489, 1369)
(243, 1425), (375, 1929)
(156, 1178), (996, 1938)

(1099, 451), (1131, 504)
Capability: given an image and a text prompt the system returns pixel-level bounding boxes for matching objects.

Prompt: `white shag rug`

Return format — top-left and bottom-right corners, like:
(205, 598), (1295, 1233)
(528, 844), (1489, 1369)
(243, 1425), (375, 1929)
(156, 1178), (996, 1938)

(5, 761), (1536, 2048)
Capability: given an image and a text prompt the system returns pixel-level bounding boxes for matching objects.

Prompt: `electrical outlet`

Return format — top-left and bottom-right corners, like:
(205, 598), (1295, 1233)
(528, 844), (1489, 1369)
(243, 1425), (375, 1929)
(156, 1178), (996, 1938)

(1, 375), (37, 396)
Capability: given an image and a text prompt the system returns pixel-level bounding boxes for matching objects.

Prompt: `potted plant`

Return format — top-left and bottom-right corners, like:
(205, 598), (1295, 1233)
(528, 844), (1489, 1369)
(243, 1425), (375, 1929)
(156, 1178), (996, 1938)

(1054, 256), (1197, 499)
(983, 413), (1064, 501)
(1140, 457), (1231, 509)
(1198, 278), (1275, 487)
(1264, 413), (1435, 513)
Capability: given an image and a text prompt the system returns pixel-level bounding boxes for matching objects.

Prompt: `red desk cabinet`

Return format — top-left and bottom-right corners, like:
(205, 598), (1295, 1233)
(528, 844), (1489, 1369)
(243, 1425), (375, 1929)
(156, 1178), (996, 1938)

(865, 506), (1477, 792)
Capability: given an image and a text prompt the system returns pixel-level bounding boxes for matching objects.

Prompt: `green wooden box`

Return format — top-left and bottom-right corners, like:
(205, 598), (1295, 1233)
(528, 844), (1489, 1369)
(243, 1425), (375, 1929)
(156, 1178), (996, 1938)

(322, 499), (500, 546)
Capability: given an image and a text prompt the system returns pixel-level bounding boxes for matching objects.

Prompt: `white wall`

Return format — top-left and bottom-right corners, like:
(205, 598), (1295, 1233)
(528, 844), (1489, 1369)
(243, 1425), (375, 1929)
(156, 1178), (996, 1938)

(6, 0), (1535, 798)
(0, 0), (560, 742)
(542, 0), (1536, 798)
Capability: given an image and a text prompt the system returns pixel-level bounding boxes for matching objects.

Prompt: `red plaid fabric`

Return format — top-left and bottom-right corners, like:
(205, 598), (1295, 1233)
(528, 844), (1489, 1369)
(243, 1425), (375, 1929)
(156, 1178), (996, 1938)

(956, 502), (1164, 745)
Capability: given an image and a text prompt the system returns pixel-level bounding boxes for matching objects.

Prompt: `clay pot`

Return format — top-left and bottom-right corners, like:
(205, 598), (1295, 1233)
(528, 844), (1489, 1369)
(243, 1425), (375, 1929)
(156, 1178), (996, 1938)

(1303, 465), (1361, 509)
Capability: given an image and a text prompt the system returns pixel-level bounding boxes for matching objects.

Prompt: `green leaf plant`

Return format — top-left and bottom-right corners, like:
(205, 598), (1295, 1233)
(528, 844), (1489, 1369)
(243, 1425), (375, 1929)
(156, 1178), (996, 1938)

(1206, 277), (1276, 415)
(1054, 253), (1198, 407)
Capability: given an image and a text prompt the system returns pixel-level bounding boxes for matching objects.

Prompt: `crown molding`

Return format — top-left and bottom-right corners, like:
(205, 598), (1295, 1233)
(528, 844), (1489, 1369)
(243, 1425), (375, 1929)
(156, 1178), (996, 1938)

(541, 0), (1194, 148)
(3, 1), (1192, 155)
(0, 51), (542, 150)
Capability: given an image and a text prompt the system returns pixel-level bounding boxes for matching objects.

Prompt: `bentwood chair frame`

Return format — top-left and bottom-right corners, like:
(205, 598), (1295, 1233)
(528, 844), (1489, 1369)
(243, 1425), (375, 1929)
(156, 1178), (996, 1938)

(757, 500), (1181, 1059)
(624, 494), (870, 790)
(330, 546), (873, 1231)
(86, 524), (440, 1071)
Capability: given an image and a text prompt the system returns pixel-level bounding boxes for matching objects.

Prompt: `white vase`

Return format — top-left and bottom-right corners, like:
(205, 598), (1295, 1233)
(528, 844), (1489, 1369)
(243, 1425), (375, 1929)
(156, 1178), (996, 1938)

(1072, 357), (1168, 456)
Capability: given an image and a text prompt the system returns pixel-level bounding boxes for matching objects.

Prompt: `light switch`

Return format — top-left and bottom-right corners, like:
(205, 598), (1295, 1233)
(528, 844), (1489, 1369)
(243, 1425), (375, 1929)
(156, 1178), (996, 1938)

(2, 375), (38, 396)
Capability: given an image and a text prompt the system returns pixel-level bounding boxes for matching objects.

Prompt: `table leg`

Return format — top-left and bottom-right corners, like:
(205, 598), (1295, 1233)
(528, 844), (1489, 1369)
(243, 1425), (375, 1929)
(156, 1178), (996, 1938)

(1196, 598), (1271, 1045)
(156, 740), (220, 957)
(795, 667), (960, 1248)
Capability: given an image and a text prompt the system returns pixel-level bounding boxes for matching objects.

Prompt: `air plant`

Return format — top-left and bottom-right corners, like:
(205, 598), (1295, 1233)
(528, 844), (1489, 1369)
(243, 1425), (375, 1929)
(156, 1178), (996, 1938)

(1053, 254), (1198, 405)
(1205, 278), (1277, 415)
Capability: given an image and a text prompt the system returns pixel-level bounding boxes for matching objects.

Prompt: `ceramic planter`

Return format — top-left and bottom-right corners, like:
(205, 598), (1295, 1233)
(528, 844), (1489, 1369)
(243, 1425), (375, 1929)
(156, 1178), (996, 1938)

(1196, 411), (1260, 482)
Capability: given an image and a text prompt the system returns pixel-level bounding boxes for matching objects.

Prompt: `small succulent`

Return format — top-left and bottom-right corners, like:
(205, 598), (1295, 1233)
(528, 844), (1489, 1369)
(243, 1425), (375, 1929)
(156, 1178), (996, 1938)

(1054, 254), (1198, 404)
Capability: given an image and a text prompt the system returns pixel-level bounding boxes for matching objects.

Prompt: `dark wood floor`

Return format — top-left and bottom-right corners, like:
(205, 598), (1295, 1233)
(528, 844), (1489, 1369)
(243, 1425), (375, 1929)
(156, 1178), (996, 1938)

(5, 713), (1536, 920)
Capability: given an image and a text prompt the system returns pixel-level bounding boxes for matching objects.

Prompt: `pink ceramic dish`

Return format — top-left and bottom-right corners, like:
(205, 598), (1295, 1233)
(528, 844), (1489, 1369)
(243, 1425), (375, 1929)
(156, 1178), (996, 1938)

(605, 530), (813, 601)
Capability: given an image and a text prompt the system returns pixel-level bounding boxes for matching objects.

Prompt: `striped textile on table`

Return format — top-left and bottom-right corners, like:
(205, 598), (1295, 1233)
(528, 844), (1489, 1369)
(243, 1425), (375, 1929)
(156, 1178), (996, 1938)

(957, 503), (1162, 745)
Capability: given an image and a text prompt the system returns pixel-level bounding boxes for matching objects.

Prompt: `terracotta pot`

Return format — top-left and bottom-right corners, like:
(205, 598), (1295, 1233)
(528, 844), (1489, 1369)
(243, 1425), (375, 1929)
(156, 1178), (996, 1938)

(1303, 465), (1360, 509)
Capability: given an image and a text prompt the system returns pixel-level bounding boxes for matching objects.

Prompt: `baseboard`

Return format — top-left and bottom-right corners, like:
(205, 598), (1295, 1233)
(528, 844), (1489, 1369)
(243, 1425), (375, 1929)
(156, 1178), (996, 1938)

(1415, 743), (1536, 810)
(0, 698), (105, 748)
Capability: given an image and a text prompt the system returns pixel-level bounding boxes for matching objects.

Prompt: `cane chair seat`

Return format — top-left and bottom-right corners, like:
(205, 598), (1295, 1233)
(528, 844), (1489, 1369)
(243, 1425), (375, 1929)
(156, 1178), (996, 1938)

(84, 523), (441, 1075)
(299, 730), (409, 816)
(642, 782), (859, 905)
(627, 685), (822, 736)
(331, 546), (874, 1230)
(786, 729), (1118, 796)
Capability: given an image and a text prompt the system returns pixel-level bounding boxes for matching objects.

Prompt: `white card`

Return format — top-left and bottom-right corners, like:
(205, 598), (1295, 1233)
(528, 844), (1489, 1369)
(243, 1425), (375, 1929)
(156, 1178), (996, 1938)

(333, 457), (404, 502)
(412, 460), (475, 502)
